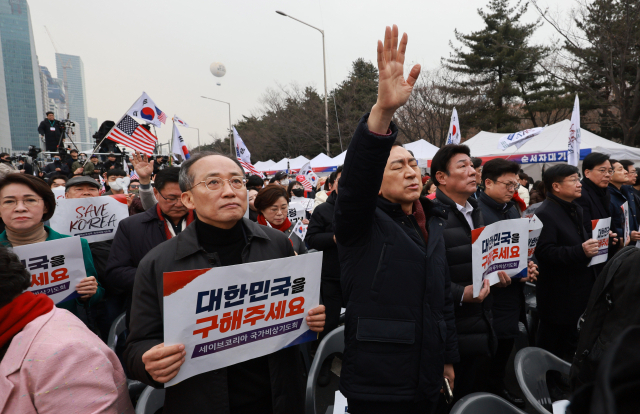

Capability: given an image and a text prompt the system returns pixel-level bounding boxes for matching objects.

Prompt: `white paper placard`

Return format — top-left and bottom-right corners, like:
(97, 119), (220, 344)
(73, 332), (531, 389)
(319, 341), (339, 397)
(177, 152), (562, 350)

(527, 214), (543, 259)
(13, 237), (87, 304)
(589, 217), (612, 266)
(163, 253), (323, 387)
(621, 201), (630, 245)
(49, 195), (129, 242)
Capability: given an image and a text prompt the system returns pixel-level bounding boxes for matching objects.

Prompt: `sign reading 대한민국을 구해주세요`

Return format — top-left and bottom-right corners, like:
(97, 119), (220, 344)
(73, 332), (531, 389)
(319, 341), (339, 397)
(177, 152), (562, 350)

(589, 217), (612, 267)
(471, 218), (531, 298)
(12, 236), (87, 304)
(48, 196), (129, 243)
(163, 253), (322, 387)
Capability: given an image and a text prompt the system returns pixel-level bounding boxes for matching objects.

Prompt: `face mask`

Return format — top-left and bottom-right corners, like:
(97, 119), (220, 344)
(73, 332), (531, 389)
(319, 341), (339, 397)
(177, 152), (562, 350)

(109, 177), (130, 191)
(54, 157), (60, 162)
(280, 179), (289, 186)
(129, 188), (139, 194)
(292, 188), (304, 197)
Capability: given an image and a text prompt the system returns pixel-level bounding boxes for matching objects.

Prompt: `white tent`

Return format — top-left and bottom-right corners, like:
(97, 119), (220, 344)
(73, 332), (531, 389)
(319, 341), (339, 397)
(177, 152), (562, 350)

(289, 155), (310, 169)
(464, 119), (640, 179)
(309, 153), (336, 168)
(403, 139), (439, 168)
(265, 156), (310, 173)
(332, 150), (347, 166)
(254, 160), (275, 171)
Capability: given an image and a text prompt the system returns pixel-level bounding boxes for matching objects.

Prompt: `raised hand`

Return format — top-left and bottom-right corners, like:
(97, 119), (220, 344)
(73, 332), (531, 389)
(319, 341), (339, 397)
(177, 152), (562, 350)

(368, 24), (421, 134)
(131, 151), (154, 185)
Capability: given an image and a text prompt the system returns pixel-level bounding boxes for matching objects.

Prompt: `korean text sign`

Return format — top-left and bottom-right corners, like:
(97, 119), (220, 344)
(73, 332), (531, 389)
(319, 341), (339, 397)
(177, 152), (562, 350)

(12, 237), (87, 304)
(527, 214), (543, 260)
(472, 218), (530, 297)
(163, 253), (322, 387)
(49, 195), (129, 242)
(589, 217), (611, 267)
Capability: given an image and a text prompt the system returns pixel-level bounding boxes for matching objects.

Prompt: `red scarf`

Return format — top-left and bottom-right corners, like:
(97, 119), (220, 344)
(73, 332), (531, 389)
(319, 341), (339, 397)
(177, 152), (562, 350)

(512, 192), (527, 212)
(0, 292), (54, 349)
(412, 200), (429, 245)
(257, 214), (292, 232)
(157, 204), (196, 240)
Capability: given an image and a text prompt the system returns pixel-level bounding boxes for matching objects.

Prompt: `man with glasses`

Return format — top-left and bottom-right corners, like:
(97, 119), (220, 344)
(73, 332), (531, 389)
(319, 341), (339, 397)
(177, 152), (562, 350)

(105, 167), (194, 329)
(477, 159), (537, 408)
(608, 159), (639, 248)
(535, 164), (600, 397)
(124, 151), (325, 414)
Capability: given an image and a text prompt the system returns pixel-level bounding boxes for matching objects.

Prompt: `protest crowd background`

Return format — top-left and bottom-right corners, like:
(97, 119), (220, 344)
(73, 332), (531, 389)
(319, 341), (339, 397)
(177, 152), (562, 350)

(2, 1), (640, 414)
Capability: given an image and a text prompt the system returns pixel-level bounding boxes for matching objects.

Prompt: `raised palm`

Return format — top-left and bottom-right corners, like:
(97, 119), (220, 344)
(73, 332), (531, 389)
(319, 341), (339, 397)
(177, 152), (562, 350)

(376, 25), (421, 113)
(131, 151), (154, 181)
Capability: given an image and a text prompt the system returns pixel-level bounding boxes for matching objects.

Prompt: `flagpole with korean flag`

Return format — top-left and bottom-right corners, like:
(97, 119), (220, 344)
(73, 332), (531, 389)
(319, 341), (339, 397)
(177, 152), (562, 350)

(568, 95), (581, 167)
(446, 108), (461, 145)
(233, 127), (264, 178)
(172, 121), (190, 161)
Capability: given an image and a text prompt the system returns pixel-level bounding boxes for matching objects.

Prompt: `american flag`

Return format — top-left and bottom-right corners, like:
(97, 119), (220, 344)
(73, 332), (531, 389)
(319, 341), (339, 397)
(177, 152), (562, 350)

(130, 170), (139, 180)
(157, 107), (167, 124)
(106, 115), (157, 155)
(239, 159), (264, 178)
(296, 175), (313, 191)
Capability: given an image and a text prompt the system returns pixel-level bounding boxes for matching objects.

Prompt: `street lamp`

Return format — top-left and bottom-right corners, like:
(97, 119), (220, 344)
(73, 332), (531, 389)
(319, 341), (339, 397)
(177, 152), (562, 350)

(276, 10), (330, 156)
(201, 96), (233, 156)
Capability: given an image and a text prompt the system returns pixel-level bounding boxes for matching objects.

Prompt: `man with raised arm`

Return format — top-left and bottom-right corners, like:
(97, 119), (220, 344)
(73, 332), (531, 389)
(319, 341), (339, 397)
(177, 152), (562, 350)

(335, 25), (458, 414)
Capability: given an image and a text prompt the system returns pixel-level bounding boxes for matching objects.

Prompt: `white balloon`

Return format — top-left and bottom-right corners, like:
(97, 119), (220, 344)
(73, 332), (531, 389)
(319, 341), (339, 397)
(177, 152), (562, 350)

(210, 62), (226, 77)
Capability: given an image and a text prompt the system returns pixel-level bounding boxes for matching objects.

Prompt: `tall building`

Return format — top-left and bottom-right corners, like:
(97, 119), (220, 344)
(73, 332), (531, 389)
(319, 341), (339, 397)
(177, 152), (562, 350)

(0, 0), (44, 152)
(88, 117), (98, 139)
(40, 66), (66, 119)
(39, 65), (50, 115)
(56, 53), (89, 148)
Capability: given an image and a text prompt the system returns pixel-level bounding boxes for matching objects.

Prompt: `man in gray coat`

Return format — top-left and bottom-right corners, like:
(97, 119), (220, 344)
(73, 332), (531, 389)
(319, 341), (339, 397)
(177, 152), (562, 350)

(124, 152), (326, 414)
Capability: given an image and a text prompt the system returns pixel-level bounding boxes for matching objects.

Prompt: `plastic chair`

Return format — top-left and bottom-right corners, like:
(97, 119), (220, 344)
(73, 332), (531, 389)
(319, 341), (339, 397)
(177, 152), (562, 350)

(450, 392), (527, 414)
(107, 312), (126, 353)
(135, 386), (165, 414)
(514, 347), (571, 414)
(305, 325), (345, 414)
(524, 282), (538, 344)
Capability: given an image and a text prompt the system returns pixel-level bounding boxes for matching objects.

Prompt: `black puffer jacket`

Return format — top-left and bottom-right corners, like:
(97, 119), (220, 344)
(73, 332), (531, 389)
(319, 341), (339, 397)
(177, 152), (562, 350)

(306, 191), (339, 280)
(123, 219), (304, 414)
(433, 189), (496, 358)
(335, 114), (458, 403)
(477, 191), (524, 340)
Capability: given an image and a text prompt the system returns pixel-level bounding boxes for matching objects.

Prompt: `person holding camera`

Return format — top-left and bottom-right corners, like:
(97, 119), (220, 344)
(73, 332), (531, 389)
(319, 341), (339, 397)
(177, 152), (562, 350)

(0, 153), (17, 180)
(37, 112), (65, 152)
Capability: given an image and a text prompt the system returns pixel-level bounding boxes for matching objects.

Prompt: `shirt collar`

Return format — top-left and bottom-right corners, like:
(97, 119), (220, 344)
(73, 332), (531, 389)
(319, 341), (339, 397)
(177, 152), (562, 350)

(456, 200), (474, 214)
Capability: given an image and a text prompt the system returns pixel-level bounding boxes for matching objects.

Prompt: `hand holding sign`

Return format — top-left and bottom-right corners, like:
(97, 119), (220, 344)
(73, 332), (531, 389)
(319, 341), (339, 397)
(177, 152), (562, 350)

(463, 279), (490, 303)
(142, 343), (186, 384)
(582, 239), (599, 258)
(76, 276), (98, 300)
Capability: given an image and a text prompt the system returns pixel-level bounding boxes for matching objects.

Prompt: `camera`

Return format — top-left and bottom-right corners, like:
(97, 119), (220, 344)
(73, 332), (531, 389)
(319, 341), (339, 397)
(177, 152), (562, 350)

(27, 145), (41, 159)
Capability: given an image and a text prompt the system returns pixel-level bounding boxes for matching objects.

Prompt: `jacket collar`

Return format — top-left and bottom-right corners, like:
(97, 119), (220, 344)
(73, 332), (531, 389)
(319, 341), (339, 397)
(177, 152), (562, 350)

(375, 195), (447, 221)
(326, 191), (337, 205)
(479, 191), (514, 213)
(435, 188), (479, 210)
(174, 218), (272, 261)
(140, 205), (162, 223)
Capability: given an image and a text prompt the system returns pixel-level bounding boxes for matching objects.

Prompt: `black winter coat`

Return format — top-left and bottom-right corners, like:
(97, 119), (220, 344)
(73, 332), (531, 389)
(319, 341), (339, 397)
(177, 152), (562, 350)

(306, 191), (339, 280)
(43, 160), (69, 177)
(335, 114), (458, 403)
(433, 189), (495, 358)
(37, 119), (64, 143)
(535, 194), (596, 325)
(477, 192), (524, 339)
(609, 184), (639, 245)
(123, 219), (305, 414)
(575, 178), (612, 275)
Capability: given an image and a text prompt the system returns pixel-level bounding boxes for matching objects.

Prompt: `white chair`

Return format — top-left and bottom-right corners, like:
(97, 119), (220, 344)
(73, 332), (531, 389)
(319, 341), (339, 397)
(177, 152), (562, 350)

(135, 386), (165, 414)
(305, 325), (345, 414)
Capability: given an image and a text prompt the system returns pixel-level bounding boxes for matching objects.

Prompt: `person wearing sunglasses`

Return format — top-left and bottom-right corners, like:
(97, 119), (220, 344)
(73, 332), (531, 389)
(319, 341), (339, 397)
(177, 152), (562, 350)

(124, 152), (325, 414)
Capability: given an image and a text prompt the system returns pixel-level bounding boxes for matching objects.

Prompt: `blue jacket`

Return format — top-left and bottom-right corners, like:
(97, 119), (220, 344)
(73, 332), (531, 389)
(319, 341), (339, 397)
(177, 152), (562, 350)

(608, 184), (638, 245)
(335, 114), (458, 403)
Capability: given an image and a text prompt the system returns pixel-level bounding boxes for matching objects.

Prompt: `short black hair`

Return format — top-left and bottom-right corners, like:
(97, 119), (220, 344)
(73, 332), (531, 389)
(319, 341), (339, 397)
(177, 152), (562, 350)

(582, 152), (610, 175)
(246, 175), (264, 191)
(46, 111), (54, 116)
(609, 159), (621, 168)
(543, 164), (580, 194)
(70, 149), (78, 154)
(106, 169), (127, 179)
(518, 171), (528, 180)
(431, 144), (471, 187)
(48, 174), (68, 185)
(619, 160), (635, 171)
(153, 167), (180, 191)
(471, 157), (483, 169)
(481, 159), (520, 185)
(0, 246), (31, 307)
(178, 151), (244, 192)
(328, 165), (343, 188)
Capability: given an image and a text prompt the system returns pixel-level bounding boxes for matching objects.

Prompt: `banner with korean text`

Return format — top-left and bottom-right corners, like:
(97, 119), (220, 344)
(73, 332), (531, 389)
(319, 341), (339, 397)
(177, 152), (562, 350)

(163, 253), (323, 387)
(13, 237), (87, 304)
(589, 217), (611, 267)
(49, 195), (129, 242)
(472, 218), (530, 298)
(527, 214), (543, 259)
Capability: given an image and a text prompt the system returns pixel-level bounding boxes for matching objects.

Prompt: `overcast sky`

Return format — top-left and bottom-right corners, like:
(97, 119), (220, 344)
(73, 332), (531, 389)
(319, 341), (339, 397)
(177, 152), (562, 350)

(30, 0), (575, 156)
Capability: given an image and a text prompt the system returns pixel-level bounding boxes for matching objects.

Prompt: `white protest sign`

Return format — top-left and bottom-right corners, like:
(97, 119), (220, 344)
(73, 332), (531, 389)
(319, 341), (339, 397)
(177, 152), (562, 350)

(12, 237), (87, 304)
(290, 196), (314, 211)
(333, 391), (349, 414)
(49, 195), (129, 242)
(621, 201), (630, 245)
(589, 217), (611, 267)
(472, 218), (529, 297)
(527, 214), (543, 260)
(522, 202), (543, 219)
(288, 201), (306, 220)
(52, 186), (66, 206)
(163, 253), (323, 387)
(290, 219), (308, 242)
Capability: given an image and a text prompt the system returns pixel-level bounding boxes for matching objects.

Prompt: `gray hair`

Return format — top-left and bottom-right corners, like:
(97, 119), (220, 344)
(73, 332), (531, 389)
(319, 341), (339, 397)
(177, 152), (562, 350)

(179, 151), (245, 191)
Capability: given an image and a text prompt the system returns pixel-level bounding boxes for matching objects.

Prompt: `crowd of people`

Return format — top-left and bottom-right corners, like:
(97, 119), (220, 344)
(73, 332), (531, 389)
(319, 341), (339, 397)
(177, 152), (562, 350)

(0, 25), (638, 414)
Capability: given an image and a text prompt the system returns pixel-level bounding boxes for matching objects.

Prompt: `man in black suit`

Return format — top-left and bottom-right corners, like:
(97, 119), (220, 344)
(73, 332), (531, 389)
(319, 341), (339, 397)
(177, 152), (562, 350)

(37, 112), (65, 152)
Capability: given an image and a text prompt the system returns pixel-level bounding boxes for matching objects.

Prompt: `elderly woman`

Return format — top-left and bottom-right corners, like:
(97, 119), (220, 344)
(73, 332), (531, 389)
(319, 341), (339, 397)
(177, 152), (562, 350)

(0, 246), (133, 413)
(0, 174), (103, 321)
(254, 184), (307, 254)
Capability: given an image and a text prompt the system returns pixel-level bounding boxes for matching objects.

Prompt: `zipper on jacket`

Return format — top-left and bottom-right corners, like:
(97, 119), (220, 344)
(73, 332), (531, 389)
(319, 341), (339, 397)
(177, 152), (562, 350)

(371, 243), (387, 291)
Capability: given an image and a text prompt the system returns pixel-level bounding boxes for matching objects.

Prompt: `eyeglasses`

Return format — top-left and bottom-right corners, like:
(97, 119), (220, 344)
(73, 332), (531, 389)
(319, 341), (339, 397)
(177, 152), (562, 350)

(157, 190), (182, 205)
(1, 198), (43, 209)
(594, 168), (614, 175)
(495, 180), (520, 191)
(191, 176), (247, 192)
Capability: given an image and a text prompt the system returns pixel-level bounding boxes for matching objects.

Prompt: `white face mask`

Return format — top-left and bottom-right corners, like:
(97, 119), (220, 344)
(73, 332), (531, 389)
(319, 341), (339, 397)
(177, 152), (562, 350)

(109, 176), (130, 192)
(280, 179), (289, 186)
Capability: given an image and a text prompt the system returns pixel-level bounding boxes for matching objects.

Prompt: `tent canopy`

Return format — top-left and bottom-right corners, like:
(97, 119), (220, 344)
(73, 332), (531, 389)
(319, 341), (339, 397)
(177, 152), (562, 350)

(310, 153), (335, 168)
(254, 160), (275, 171)
(403, 139), (439, 167)
(332, 150), (347, 166)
